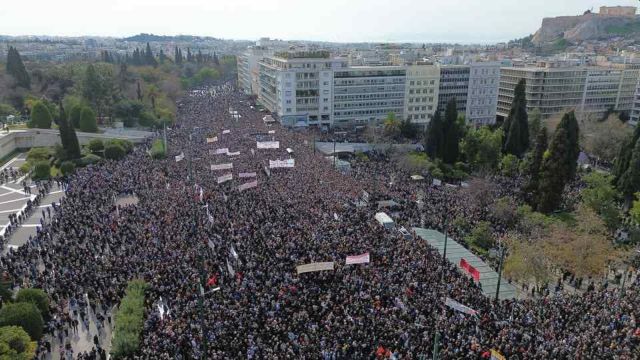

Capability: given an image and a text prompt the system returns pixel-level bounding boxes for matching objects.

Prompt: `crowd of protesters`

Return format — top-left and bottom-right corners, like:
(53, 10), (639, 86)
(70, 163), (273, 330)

(0, 83), (638, 359)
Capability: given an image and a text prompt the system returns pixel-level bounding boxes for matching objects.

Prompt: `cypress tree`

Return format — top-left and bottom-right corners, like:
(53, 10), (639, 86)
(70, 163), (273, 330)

(503, 79), (529, 157)
(6, 46), (31, 89)
(442, 97), (460, 164)
(524, 127), (548, 205)
(144, 43), (157, 66)
(30, 102), (52, 129)
(537, 128), (570, 213)
(557, 111), (580, 181)
(213, 52), (220, 66)
(618, 139), (640, 209)
(159, 50), (166, 64)
(187, 48), (193, 62)
(613, 126), (640, 184)
(58, 103), (81, 159)
(174, 46), (181, 64)
(425, 111), (444, 159)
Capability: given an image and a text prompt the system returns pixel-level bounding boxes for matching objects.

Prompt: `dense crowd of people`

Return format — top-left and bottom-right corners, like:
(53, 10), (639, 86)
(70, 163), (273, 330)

(0, 83), (638, 359)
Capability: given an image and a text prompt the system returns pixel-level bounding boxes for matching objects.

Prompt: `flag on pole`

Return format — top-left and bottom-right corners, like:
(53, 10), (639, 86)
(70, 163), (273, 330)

(206, 274), (218, 287)
(445, 297), (477, 316)
(199, 187), (204, 202)
(230, 245), (238, 260)
(175, 152), (185, 162)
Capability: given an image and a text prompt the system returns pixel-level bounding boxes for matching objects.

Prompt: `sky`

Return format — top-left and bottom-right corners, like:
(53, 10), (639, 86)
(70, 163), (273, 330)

(0, 0), (638, 43)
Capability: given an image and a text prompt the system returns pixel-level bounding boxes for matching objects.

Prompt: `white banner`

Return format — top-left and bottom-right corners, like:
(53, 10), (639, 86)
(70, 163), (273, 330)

(432, 179), (442, 186)
(257, 141), (280, 149)
(214, 148), (229, 155)
(268, 130), (276, 134)
(238, 172), (257, 178)
(222, 130), (231, 134)
(296, 262), (335, 274)
(206, 137), (218, 143)
(175, 153), (185, 162)
(227, 151), (241, 156)
(217, 173), (233, 184)
(269, 159), (295, 169)
(211, 163), (233, 171)
(445, 297), (477, 316)
(230, 245), (238, 260)
(238, 180), (258, 192)
(346, 253), (370, 265)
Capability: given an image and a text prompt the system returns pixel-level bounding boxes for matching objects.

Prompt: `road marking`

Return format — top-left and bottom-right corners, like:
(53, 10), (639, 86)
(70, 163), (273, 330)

(1, 185), (29, 196)
(0, 197), (33, 206)
(20, 224), (40, 228)
(0, 155), (22, 171)
(0, 208), (25, 214)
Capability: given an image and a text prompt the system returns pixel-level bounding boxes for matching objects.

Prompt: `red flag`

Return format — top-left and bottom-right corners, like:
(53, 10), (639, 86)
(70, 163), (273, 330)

(460, 258), (470, 271)
(206, 274), (218, 287)
(470, 266), (480, 281)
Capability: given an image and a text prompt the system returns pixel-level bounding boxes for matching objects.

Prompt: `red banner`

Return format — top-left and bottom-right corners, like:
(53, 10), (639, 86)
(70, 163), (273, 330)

(459, 258), (480, 281)
(460, 258), (470, 271)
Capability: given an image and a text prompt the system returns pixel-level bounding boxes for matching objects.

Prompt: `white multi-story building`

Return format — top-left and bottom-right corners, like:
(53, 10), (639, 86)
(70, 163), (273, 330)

(237, 46), (272, 96)
(466, 62), (501, 126)
(333, 66), (407, 128)
(257, 51), (347, 128)
(404, 63), (440, 127)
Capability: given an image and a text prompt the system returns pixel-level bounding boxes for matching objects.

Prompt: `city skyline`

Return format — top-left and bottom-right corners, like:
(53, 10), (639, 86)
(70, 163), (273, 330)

(0, 0), (637, 43)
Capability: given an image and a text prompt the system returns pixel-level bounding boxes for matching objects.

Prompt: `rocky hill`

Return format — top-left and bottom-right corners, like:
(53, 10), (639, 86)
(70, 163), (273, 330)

(532, 12), (640, 45)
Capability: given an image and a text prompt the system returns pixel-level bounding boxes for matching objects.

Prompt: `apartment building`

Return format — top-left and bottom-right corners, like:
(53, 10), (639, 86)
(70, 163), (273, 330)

(237, 46), (272, 96)
(257, 51), (347, 127)
(466, 62), (501, 126)
(437, 65), (470, 114)
(404, 64), (440, 127)
(630, 77), (640, 126)
(333, 66), (407, 128)
(498, 64), (640, 120)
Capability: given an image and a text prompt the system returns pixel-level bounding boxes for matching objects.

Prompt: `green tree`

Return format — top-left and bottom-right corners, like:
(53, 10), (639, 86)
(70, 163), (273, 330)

(537, 128), (570, 213)
(399, 118), (418, 139)
(500, 154), (519, 177)
(32, 161), (50, 180)
(630, 193), (640, 225)
(460, 126), (503, 171)
(523, 128), (548, 205)
(425, 111), (444, 159)
(557, 111), (580, 181)
(465, 221), (494, 251)
(113, 100), (145, 127)
(88, 139), (104, 154)
(69, 105), (82, 128)
(618, 138), (640, 209)
(528, 108), (542, 145)
(0, 303), (44, 340)
(79, 107), (98, 133)
(15, 289), (49, 320)
(613, 126), (640, 184)
(104, 144), (126, 160)
(0, 326), (37, 359)
(57, 103), (81, 160)
(581, 172), (620, 230)
(26, 147), (50, 163)
(6, 46), (30, 89)
(144, 43), (157, 66)
(0, 104), (17, 118)
(383, 112), (401, 139)
(29, 102), (52, 129)
(111, 280), (147, 358)
(503, 79), (529, 157)
(442, 98), (461, 164)
(60, 161), (76, 176)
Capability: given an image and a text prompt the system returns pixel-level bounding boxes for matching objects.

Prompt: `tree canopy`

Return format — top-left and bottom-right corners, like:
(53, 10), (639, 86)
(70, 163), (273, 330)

(503, 79), (529, 157)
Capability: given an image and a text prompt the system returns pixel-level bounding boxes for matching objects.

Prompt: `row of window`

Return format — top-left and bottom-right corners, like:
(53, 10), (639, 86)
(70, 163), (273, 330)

(409, 88), (435, 94)
(408, 97), (435, 103)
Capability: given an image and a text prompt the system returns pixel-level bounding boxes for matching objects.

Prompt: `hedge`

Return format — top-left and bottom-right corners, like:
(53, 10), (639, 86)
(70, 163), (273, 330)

(0, 303), (44, 340)
(104, 144), (126, 160)
(111, 280), (147, 359)
(0, 326), (37, 359)
(32, 161), (50, 180)
(60, 161), (76, 176)
(88, 139), (104, 154)
(15, 288), (49, 320)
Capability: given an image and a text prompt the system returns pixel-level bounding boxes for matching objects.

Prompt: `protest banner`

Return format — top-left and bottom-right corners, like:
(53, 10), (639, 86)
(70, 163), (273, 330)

(222, 130), (231, 134)
(269, 159), (295, 169)
(238, 180), (258, 192)
(346, 253), (370, 265)
(217, 173), (233, 184)
(445, 297), (477, 316)
(296, 262), (335, 274)
(238, 172), (257, 178)
(214, 148), (229, 155)
(175, 153), (185, 162)
(211, 163), (233, 171)
(206, 137), (217, 143)
(257, 141), (280, 149)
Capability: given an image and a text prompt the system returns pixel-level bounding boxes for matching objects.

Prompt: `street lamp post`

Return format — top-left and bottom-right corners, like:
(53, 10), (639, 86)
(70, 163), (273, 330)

(495, 245), (506, 302)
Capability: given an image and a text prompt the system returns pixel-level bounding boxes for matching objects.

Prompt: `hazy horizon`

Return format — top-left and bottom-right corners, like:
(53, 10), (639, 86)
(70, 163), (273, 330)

(0, 0), (637, 44)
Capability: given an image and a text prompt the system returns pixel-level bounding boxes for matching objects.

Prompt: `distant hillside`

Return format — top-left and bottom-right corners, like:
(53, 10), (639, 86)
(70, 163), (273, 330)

(532, 12), (640, 45)
(122, 33), (221, 42)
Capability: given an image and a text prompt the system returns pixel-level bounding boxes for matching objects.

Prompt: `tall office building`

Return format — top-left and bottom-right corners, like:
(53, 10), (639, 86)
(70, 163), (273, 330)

(498, 64), (640, 120)
(437, 65), (470, 114)
(466, 62), (501, 126)
(333, 66), (407, 128)
(404, 64), (440, 127)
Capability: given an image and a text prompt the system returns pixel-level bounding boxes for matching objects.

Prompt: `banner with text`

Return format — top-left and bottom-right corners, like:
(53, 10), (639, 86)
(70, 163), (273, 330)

(217, 173), (233, 184)
(211, 163), (233, 171)
(257, 141), (280, 149)
(296, 262), (335, 274)
(346, 253), (370, 265)
(238, 180), (258, 192)
(269, 159), (295, 169)
(206, 137), (218, 143)
(445, 297), (477, 316)
(238, 172), (257, 178)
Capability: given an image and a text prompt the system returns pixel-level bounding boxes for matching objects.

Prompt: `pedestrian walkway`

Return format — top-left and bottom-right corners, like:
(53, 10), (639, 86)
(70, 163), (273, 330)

(413, 228), (518, 300)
